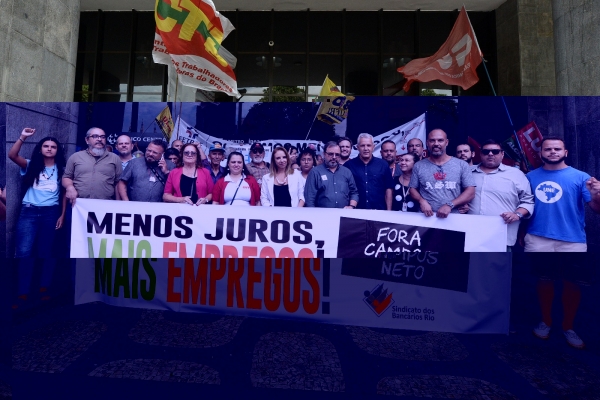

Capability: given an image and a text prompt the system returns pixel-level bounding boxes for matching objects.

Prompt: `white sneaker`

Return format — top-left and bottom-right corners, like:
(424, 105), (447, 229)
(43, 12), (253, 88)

(533, 322), (551, 339)
(563, 330), (585, 349)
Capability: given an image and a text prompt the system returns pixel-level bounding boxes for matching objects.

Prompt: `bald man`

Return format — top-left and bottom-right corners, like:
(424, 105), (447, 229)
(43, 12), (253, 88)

(409, 129), (475, 218)
(116, 135), (134, 170)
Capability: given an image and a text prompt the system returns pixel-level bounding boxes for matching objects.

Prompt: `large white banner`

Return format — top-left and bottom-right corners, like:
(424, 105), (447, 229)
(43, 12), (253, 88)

(74, 257), (511, 334)
(171, 117), (324, 165)
(71, 199), (506, 258)
(372, 112), (427, 156)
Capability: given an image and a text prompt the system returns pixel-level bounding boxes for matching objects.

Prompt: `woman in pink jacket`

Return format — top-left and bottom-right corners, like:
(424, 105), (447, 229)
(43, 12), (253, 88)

(163, 143), (214, 205)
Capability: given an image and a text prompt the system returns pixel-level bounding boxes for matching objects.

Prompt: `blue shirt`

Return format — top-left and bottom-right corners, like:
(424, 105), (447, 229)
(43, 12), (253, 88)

(527, 166), (592, 243)
(21, 160), (60, 206)
(304, 164), (359, 208)
(202, 159), (226, 184)
(344, 156), (394, 210)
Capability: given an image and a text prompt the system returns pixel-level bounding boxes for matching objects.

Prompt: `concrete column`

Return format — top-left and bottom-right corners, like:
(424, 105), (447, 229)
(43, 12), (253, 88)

(496, 0), (557, 95)
(0, 0), (80, 102)
(552, 0), (600, 95)
(5, 103), (79, 258)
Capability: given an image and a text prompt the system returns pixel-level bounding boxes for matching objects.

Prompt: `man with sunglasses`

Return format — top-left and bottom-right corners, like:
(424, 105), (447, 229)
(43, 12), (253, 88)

(468, 140), (534, 249)
(304, 141), (358, 209)
(409, 129), (475, 218)
(63, 127), (122, 205)
(247, 142), (270, 185)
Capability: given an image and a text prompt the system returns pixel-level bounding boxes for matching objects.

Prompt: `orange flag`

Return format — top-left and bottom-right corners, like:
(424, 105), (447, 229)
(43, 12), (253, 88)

(398, 6), (483, 92)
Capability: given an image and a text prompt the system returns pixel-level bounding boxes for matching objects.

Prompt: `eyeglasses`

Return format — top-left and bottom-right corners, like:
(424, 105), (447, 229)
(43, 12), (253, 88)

(183, 151), (197, 156)
(481, 149), (502, 155)
(325, 152), (341, 158)
(89, 135), (106, 140)
(251, 149), (264, 154)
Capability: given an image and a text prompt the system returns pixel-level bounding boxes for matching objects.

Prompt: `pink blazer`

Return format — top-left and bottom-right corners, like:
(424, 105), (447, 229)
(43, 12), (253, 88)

(164, 167), (214, 199)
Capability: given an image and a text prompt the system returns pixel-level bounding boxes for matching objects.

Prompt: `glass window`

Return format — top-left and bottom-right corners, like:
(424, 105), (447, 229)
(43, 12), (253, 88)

(274, 12), (307, 52)
(133, 54), (165, 93)
(97, 53), (129, 92)
(78, 12), (98, 52)
(382, 56), (411, 94)
(345, 12), (378, 53)
(382, 12), (414, 55)
(272, 55), (306, 88)
(345, 55), (379, 95)
(237, 12), (271, 52)
(135, 12), (156, 52)
(132, 94), (163, 102)
(309, 12), (342, 53)
(101, 12), (133, 52)
(308, 55), (342, 94)
(235, 54), (269, 93)
(418, 12), (455, 55)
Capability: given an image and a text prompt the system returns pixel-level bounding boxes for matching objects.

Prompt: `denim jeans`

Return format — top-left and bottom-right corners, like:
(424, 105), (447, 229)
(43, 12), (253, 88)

(15, 204), (60, 258)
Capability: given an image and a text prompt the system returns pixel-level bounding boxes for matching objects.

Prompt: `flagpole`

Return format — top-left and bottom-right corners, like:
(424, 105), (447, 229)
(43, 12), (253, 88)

(304, 104), (320, 140)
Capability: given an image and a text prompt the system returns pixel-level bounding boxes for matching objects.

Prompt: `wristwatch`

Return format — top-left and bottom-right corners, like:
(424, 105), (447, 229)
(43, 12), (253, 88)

(349, 204), (356, 208)
(445, 201), (455, 209)
(514, 211), (523, 219)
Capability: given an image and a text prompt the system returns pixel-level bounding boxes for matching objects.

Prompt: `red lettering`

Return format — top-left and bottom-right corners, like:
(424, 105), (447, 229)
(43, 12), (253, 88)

(163, 242), (177, 257)
(298, 248), (315, 258)
(223, 245), (238, 258)
(259, 246), (276, 258)
(264, 259), (282, 311)
(242, 246), (257, 258)
(226, 259), (244, 308)
(278, 247), (295, 258)
(205, 244), (221, 258)
(183, 259), (208, 304)
(303, 259), (320, 314)
(166, 258), (181, 302)
(246, 259), (262, 309)
(209, 259), (226, 305)
(283, 259), (301, 313)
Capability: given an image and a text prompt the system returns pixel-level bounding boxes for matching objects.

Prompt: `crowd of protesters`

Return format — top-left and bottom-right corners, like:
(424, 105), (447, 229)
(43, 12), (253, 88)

(8, 126), (600, 348)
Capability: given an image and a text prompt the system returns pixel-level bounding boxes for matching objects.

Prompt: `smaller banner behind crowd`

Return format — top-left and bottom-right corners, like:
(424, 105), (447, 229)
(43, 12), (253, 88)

(75, 257), (512, 334)
(71, 199), (506, 259)
(170, 113), (427, 162)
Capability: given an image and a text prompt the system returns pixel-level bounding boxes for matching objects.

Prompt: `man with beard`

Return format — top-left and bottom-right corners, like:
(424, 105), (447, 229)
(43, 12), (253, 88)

(116, 135), (134, 169)
(525, 137), (600, 248)
(409, 129), (475, 218)
(380, 140), (402, 178)
(247, 142), (270, 185)
(304, 141), (358, 208)
(117, 139), (173, 202)
(63, 127), (122, 205)
(526, 137), (600, 349)
(345, 134), (394, 210)
(456, 143), (475, 166)
(408, 138), (425, 158)
(337, 137), (353, 165)
(468, 140), (534, 249)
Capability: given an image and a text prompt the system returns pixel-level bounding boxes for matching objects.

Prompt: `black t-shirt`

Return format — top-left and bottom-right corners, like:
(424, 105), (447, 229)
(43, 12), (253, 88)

(180, 174), (199, 203)
(273, 184), (292, 207)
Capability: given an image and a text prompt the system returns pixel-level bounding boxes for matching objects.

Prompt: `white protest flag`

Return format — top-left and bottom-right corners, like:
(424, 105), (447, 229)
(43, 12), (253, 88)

(372, 113), (427, 156)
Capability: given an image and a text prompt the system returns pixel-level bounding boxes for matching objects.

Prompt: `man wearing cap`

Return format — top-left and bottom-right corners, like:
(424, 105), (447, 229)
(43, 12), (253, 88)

(247, 142), (270, 185)
(202, 142), (227, 184)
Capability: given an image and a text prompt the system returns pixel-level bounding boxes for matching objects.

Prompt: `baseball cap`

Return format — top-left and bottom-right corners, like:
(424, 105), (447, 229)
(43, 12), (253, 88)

(209, 142), (225, 153)
(250, 142), (265, 153)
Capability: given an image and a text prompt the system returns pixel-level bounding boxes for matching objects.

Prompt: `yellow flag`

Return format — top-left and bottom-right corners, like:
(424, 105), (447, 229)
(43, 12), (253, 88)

(315, 75), (354, 125)
(155, 106), (175, 142)
(319, 75), (345, 97)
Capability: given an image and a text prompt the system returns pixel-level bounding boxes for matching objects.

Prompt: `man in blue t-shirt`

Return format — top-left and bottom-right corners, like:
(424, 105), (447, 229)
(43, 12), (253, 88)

(526, 137), (600, 349)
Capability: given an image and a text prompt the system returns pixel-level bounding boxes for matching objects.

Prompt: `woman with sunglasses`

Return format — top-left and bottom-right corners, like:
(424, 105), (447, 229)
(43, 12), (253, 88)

(8, 128), (67, 308)
(260, 146), (305, 207)
(163, 143), (214, 205)
(392, 152), (420, 212)
(212, 152), (261, 206)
